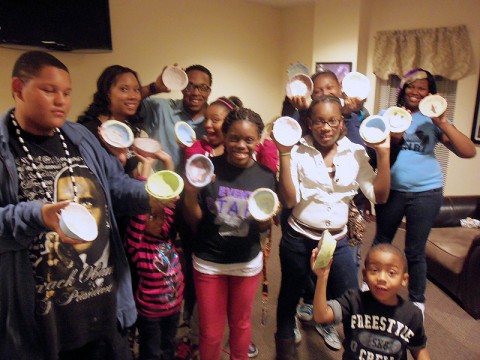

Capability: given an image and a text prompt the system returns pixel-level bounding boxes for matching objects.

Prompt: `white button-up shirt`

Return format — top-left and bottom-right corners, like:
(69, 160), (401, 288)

(288, 135), (377, 240)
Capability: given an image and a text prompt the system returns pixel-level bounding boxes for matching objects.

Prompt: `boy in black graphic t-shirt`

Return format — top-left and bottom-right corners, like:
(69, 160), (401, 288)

(311, 243), (430, 360)
(0, 51), (163, 359)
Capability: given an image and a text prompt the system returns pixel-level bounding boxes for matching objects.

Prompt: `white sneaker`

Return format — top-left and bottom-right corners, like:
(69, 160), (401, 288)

(315, 323), (342, 350)
(413, 302), (425, 319)
(296, 303), (313, 322)
(293, 316), (302, 344)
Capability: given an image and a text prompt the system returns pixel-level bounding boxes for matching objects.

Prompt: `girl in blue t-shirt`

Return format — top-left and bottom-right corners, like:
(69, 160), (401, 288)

(372, 68), (476, 314)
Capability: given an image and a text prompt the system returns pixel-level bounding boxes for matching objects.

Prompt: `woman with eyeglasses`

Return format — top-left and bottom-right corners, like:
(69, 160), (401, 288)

(273, 95), (391, 359)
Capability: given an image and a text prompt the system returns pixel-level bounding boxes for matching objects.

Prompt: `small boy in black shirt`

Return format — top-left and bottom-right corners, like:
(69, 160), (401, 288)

(311, 243), (430, 360)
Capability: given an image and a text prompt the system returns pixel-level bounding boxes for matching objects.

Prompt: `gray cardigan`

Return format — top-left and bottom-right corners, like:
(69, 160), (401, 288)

(0, 109), (151, 359)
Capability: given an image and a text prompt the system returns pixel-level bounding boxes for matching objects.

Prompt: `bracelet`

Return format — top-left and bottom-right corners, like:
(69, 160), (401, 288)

(279, 152), (291, 157)
(149, 82), (157, 95)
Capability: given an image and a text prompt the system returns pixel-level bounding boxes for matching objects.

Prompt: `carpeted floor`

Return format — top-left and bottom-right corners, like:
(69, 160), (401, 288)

(223, 222), (480, 360)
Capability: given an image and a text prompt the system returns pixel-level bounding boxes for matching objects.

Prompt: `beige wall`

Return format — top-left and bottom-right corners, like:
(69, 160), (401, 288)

(307, 0), (480, 195)
(0, 0), (478, 195)
(363, 0), (480, 195)
(279, 3), (315, 86)
(0, 0), (284, 124)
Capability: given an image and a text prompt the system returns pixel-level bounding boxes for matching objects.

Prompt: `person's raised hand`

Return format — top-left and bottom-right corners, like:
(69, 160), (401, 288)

(343, 95), (364, 114)
(289, 95), (310, 111)
(310, 247), (333, 277)
(364, 133), (391, 152)
(154, 64), (176, 93)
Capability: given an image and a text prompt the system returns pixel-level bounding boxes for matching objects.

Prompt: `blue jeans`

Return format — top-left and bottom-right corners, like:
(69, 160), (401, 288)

(136, 312), (180, 360)
(373, 188), (443, 303)
(276, 226), (358, 339)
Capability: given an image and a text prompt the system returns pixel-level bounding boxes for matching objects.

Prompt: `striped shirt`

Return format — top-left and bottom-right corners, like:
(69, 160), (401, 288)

(126, 209), (184, 318)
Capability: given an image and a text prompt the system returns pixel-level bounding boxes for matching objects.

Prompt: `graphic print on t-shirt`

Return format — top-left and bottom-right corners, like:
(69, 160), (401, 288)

(9, 121), (117, 350)
(31, 164), (113, 316)
(213, 185), (253, 237)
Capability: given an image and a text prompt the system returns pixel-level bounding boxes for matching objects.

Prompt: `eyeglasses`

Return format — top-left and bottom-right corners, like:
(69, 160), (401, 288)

(311, 118), (342, 128)
(184, 83), (211, 94)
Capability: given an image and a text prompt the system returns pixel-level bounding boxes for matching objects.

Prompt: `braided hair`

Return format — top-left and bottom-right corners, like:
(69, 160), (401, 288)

(222, 107), (264, 137)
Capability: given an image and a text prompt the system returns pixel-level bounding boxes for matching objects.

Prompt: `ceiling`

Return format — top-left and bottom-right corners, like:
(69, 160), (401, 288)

(247, 0), (314, 8)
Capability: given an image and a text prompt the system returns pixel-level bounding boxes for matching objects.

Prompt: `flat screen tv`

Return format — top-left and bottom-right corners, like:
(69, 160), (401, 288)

(0, 0), (112, 52)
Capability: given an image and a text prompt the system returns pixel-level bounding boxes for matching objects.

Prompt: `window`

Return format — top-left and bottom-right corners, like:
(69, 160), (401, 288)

(375, 76), (458, 189)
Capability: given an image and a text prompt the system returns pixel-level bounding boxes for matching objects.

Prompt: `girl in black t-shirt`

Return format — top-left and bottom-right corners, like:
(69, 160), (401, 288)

(182, 108), (276, 360)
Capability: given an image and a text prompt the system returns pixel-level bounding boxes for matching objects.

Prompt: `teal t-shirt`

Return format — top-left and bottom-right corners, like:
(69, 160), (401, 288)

(140, 97), (206, 172)
(390, 111), (443, 192)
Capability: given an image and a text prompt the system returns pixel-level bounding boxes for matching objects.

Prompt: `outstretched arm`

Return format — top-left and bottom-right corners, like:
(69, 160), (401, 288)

(311, 248), (335, 324)
(140, 65), (172, 99)
(272, 131), (297, 208)
(434, 113), (476, 158)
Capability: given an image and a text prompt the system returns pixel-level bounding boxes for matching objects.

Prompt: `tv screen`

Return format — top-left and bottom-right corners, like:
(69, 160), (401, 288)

(0, 0), (112, 52)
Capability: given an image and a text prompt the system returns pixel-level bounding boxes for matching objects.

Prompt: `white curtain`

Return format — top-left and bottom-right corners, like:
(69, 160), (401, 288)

(374, 25), (473, 80)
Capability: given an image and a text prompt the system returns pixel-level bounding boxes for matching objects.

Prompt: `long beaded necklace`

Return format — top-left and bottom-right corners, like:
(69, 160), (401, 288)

(10, 111), (78, 203)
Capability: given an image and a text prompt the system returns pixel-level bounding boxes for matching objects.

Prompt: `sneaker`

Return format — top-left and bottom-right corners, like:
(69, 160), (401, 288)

(296, 303), (313, 321)
(248, 342), (259, 358)
(315, 323), (342, 350)
(293, 317), (302, 344)
(175, 336), (197, 360)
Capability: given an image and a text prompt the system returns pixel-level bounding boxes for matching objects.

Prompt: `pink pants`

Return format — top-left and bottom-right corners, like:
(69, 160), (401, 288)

(194, 269), (260, 360)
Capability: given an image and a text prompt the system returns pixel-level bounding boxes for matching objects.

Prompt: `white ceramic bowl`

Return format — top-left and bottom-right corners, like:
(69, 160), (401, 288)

(272, 116), (302, 147)
(419, 94), (447, 118)
(286, 73), (313, 98)
(133, 137), (162, 157)
(101, 120), (134, 148)
(287, 62), (310, 79)
(313, 230), (337, 270)
(342, 72), (371, 100)
(60, 203), (98, 241)
(162, 65), (188, 91)
(174, 121), (196, 147)
(383, 106), (412, 133)
(359, 115), (390, 144)
(146, 170), (184, 200)
(185, 154), (214, 188)
(248, 188), (279, 221)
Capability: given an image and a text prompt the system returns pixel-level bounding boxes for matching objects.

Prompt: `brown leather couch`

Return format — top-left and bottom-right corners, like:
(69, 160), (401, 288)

(426, 196), (480, 319)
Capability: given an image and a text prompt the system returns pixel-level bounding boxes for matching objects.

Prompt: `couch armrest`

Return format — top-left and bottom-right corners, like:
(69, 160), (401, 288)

(433, 196), (480, 228)
(459, 236), (480, 319)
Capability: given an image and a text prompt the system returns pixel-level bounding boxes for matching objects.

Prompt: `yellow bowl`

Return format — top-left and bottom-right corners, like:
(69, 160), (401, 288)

(313, 230), (337, 270)
(146, 170), (184, 199)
